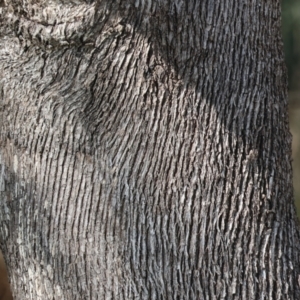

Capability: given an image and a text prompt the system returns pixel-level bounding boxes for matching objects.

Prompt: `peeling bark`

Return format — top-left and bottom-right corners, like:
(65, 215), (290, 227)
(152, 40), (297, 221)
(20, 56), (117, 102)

(0, 0), (300, 299)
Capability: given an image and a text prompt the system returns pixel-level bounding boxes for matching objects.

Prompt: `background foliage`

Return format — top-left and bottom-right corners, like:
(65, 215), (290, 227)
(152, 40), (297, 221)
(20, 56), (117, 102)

(282, 0), (300, 216)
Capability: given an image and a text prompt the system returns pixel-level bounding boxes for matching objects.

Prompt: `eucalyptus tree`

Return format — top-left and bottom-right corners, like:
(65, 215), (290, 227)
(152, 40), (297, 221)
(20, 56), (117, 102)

(0, 0), (300, 299)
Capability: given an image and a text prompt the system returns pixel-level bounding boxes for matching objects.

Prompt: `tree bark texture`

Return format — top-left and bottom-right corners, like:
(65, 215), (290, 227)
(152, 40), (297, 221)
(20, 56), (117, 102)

(0, 0), (300, 299)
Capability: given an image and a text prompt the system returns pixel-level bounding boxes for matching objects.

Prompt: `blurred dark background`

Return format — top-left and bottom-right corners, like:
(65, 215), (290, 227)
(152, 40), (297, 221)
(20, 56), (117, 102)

(282, 0), (300, 216)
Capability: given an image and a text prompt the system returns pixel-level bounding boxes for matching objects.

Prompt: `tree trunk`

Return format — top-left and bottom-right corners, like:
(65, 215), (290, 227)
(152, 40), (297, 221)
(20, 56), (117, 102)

(0, 0), (300, 299)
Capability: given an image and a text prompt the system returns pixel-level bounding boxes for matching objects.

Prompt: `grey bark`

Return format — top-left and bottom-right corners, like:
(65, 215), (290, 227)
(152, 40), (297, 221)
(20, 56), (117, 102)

(0, 0), (300, 299)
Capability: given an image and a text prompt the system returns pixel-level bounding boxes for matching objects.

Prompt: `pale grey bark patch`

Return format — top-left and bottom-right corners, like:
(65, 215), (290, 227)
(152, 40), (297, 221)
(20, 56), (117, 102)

(0, 0), (300, 299)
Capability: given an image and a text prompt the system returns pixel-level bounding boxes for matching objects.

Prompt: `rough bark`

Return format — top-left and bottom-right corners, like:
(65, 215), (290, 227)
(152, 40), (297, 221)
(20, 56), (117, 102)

(0, 0), (300, 299)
